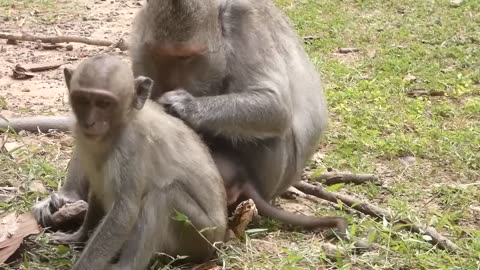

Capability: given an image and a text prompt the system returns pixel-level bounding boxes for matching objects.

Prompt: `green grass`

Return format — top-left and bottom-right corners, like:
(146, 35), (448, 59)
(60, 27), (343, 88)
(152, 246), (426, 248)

(273, 0), (479, 269)
(1, 0), (479, 269)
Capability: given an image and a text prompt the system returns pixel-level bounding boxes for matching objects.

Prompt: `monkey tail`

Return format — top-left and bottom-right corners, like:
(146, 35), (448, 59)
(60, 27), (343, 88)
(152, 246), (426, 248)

(244, 183), (347, 236)
(0, 115), (73, 133)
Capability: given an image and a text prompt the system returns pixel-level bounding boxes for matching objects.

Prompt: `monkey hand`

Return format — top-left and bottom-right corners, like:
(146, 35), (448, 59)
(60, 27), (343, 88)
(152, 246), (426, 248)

(32, 191), (79, 228)
(158, 89), (196, 121)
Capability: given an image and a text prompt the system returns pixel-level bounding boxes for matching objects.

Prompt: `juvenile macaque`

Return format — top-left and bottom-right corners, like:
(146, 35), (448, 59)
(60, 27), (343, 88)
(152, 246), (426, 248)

(27, 0), (346, 234)
(52, 54), (227, 270)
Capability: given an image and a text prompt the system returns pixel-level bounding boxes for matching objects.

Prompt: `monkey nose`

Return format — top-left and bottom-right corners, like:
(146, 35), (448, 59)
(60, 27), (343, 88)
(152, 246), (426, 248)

(85, 121), (95, 128)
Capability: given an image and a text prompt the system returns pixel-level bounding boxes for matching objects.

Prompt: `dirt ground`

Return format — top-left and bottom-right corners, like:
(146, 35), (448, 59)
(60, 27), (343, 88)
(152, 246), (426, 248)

(0, 0), (138, 118)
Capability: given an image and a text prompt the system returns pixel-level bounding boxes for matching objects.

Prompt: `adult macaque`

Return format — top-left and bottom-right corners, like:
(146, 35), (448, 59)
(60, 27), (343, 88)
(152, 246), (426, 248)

(51, 54), (227, 269)
(130, 0), (347, 234)
(23, 0), (347, 234)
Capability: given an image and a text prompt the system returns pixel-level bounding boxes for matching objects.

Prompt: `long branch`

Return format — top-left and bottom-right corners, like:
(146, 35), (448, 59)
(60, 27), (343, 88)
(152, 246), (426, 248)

(312, 172), (380, 186)
(294, 181), (460, 252)
(0, 33), (128, 50)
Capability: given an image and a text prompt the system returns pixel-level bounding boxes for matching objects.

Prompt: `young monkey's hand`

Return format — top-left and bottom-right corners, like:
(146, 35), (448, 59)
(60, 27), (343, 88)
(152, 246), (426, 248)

(158, 89), (196, 121)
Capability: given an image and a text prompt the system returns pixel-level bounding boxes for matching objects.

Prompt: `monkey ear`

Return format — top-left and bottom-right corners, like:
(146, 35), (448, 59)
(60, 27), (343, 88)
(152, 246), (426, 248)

(63, 67), (75, 92)
(133, 76), (153, 110)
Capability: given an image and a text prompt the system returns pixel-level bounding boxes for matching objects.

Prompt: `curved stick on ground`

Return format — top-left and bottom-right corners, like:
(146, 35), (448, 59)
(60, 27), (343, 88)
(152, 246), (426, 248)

(294, 181), (460, 252)
(0, 115), (73, 133)
(313, 172), (381, 186)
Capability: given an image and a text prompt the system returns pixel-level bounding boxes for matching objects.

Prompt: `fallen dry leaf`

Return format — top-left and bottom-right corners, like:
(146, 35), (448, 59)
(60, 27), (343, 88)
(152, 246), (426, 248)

(28, 180), (47, 194)
(228, 199), (258, 238)
(3, 142), (22, 153)
(2, 142), (24, 159)
(0, 212), (41, 263)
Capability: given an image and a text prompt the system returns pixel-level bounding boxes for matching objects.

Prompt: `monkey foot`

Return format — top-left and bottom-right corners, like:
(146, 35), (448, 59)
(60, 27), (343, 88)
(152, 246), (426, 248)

(50, 230), (87, 245)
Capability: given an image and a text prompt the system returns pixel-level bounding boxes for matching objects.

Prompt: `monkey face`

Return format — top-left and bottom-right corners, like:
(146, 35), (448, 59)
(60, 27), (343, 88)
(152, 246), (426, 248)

(63, 55), (152, 141)
(70, 89), (120, 140)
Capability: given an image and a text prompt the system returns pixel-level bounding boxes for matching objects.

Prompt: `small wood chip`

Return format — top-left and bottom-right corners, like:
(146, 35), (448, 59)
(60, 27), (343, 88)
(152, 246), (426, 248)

(338, 47), (360, 54)
(6, 39), (18, 45)
(407, 89), (446, 97)
(403, 74), (417, 82)
(36, 43), (64, 50)
(320, 242), (345, 261)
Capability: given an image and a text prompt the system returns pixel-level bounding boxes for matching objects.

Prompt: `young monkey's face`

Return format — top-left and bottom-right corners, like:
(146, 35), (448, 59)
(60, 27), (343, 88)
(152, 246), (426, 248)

(63, 58), (153, 141)
(69, 88), (120, 140)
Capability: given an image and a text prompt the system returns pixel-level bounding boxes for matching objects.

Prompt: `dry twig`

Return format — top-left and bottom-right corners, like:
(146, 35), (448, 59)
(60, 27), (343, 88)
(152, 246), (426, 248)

(0, 32), (128, 51)
(15, 62), (65, 73)
(11, 66), (35, 80)
(11, 62), (65, 80)
(103, 36), (128, 52)
(294, 181), (460, 252)
(312, 172), (380, 186)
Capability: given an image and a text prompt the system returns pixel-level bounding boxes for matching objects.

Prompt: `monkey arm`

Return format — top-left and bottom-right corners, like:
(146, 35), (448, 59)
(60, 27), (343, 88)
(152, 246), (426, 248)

(71, 189), (141, 270)
(187, 88), (292, 140)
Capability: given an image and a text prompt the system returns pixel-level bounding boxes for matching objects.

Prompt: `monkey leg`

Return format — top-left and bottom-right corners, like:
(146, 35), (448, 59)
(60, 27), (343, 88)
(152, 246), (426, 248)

(110, 185), (225, 270)
(32, 150), (90, 229)
(171, 186), (226, 263)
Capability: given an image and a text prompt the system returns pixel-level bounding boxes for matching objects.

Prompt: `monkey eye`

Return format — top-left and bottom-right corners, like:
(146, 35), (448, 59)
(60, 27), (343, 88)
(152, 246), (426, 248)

(75, 96), (90, 106)
(176, 55), (194, 61)
(95, 99), (113, 109)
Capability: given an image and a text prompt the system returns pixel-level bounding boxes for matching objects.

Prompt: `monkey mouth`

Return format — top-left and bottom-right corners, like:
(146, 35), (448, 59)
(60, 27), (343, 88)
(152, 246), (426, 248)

(82, 131), (102, 140)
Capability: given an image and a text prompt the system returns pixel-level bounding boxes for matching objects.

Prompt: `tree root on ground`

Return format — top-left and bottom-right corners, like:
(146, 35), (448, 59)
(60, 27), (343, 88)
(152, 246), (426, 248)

(294, 181), (460, 252)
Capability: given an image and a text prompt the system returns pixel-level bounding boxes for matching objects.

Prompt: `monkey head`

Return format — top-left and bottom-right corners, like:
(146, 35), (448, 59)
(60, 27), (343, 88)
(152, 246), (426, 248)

(64, 54), (153, 140)
(135, 0), (227, 95)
